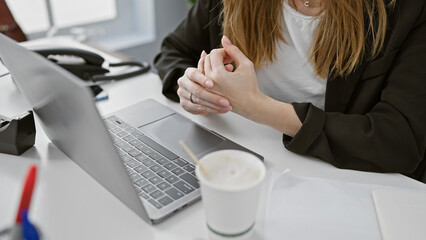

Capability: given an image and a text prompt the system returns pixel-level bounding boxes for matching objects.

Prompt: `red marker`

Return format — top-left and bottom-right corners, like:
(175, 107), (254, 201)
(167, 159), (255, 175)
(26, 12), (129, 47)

(15, 165), (37, 223)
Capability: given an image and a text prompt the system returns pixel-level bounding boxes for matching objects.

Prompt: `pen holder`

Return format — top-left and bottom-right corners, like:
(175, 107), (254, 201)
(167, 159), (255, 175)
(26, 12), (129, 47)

(0, 110), (36, 155)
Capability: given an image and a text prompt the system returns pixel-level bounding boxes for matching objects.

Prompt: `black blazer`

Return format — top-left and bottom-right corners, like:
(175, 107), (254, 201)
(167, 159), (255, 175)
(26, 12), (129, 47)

(154, 0), (426, 182)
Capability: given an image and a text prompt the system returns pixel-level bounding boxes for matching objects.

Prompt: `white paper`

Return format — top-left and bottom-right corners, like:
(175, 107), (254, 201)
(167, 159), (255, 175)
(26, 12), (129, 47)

(372, 189), (426, 240)
(264, 171), (382, 240)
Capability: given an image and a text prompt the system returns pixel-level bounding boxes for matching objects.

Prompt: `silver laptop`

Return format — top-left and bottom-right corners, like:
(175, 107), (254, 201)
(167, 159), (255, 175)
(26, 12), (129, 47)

(0, 34), (263, 224)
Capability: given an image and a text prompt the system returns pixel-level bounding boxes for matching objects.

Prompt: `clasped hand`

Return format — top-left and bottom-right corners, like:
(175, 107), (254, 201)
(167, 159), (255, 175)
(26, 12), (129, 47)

(177, 36), (266, 119)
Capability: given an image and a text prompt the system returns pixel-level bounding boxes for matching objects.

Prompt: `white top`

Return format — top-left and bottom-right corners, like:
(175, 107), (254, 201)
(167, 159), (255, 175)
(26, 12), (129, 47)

(256, 1), (327, 109)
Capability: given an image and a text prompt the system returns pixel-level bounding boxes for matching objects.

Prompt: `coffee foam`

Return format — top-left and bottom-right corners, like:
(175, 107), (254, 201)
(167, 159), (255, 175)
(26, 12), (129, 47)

(202, 152), (262, 188)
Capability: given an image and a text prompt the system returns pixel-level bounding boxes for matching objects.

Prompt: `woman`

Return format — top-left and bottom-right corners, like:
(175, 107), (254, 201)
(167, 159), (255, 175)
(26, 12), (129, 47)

(154, 0), (426, 182)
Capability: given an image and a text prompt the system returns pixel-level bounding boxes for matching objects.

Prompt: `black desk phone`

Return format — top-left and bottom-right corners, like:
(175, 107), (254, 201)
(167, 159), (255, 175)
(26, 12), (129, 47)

(32, 46), (150, 81)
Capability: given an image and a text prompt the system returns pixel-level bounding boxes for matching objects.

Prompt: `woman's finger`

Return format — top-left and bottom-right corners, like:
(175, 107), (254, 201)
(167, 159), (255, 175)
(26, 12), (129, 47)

(178, 86), (232, 112)
(197, 50), (207, 74)
(204, 54), (213, 77)
(224, 63), (234, 72)
(221, 35), (250, 67)
(179, 95), (230, 115)
(209, 49), (227, 71)
(179, 70), (230, 107)
(185, 67), (213, 89)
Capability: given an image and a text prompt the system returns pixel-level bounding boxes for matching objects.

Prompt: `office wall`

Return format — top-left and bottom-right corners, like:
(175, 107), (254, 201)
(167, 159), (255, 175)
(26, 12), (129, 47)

(119, 0), (190, 72)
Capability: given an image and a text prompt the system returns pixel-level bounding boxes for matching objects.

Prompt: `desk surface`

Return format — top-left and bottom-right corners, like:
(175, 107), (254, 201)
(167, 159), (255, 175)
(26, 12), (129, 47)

(1, 38), (425, 240)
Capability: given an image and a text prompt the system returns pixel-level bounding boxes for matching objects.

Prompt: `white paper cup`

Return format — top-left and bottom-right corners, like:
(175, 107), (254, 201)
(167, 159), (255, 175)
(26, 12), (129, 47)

(196, 150), (266, 240)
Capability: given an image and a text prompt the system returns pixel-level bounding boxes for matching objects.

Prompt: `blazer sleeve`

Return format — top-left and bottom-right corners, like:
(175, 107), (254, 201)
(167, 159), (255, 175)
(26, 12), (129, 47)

(154, 0), (219, 102)
(283, 5), (426, 179)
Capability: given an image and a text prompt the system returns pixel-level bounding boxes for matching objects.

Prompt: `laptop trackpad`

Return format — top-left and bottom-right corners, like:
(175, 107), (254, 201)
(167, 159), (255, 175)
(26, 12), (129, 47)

(140, 114), (224, 156)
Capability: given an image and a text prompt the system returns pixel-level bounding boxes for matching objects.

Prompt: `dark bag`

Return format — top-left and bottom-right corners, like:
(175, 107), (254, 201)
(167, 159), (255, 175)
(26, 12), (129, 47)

(0, 0), (27, 42)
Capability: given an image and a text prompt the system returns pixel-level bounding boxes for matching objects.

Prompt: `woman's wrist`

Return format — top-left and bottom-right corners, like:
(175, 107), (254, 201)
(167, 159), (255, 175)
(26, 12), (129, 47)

(245, 93), (302, 137)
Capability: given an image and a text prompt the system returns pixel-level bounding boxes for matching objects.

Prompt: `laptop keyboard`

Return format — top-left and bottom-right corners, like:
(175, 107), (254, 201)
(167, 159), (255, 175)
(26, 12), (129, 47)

(104, 116), (200, 210)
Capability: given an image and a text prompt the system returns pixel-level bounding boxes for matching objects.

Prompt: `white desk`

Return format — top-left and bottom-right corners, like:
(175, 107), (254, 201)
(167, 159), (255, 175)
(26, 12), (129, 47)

(1, 39), (425, 240)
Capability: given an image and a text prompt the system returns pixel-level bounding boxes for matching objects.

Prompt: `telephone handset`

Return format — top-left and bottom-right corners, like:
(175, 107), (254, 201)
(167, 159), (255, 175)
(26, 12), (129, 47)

(31, 46), (150, 81)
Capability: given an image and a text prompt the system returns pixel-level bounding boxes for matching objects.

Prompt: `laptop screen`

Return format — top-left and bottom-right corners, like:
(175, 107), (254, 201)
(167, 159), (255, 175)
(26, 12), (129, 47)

(0, 34), (149, 221)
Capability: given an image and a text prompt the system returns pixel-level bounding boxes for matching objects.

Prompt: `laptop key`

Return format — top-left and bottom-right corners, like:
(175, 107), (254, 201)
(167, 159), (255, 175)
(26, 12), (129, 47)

(157, 170), (171, 178)
(125, 167), (133, 174)
(117, 131), (128, 137)
(141, 148), (155, 155)
(120, 155), (133, 163)
(129, 139), (141, 146)
(135, 143), (149, 151)
(141, 170), (156, 179)
(141, 159), (156, 167)
(135, 154), (149, 161)
(180, 173), (200, 189)
(165, 175), (179, 184)
(164, 162), (178, 170)
(134, 165), (148, 173)
(129, 173), (140, 182)
(112, 136), (121, 143)
(156, 157), (169, 165)
(107, 124), (115, 131)
(158, 196), (173, 206)
(171, 168), (185, 176)
(110, 127), (121, 134)
(138, 135), (179, 160)
(126, 159), (140, 168)
(150, 190), (165, 199)
(174, 181), (194, 194)
(141, 184), (156, 193)
(149, 176), (162, 185)
(134, 179), (149, 187)
(117, 150), (127, 156)
(131, 131), (144, 138)
(123, 135), (136, 142)
(150, 164), (165, 173)
(115, 141), (127, 149)
(130, 162), (142, 169)
(165, 187), (184, 200)
(139, 192), (149, 199)
(174, 158), (189, 167)
(148, 199), (162, 209)
(105, 121), (115, 129)
(124, 126), (136, 133)
(128, 149), (142, 157)
(148, 152), (162, 160)
(121, 145), (134, 152)
(157, 181), (172, 191)
(183, 164), (195, 172)
(111, 135), (123, 143)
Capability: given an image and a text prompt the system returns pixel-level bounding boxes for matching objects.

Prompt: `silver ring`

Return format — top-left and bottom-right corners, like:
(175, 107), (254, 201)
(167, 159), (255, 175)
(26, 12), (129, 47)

(189, 93), (195, 104)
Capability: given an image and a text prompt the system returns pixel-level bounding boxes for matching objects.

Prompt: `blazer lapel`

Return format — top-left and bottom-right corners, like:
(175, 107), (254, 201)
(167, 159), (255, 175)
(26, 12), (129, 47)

(324, 3), (399, 113)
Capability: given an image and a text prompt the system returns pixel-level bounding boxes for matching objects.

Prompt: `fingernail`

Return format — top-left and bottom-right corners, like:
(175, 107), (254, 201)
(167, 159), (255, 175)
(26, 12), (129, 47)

(201, 50), (206, 57)
(205, 80), (213, 88)
(222, 35), (232, 45)
(219, 99), (229, 106)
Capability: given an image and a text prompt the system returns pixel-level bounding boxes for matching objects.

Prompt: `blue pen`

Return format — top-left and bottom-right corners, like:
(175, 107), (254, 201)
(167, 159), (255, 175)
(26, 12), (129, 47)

(21, 209), (39, 240)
